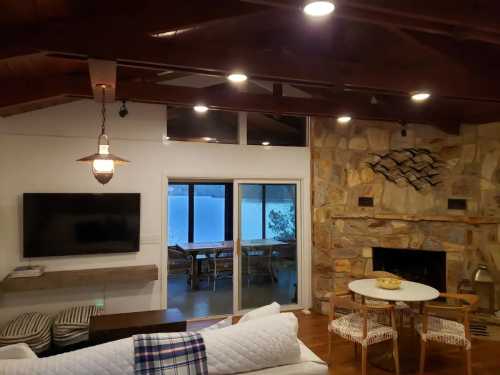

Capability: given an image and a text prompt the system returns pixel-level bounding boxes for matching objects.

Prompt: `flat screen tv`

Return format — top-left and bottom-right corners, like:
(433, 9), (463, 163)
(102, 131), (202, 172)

(23, 193), (140, 257)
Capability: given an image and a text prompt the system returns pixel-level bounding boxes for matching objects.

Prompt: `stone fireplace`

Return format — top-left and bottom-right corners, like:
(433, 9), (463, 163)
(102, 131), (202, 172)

(311, 117), (500, 314)
(373, 247), (446, 292)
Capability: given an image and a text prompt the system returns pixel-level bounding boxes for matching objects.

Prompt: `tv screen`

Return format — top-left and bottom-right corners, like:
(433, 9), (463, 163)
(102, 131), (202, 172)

(23, 193), (140, 257)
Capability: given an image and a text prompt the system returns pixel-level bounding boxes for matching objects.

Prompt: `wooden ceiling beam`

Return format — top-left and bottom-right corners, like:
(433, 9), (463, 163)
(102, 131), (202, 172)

(47, 44), (500, 103)
(6, 22), (500, 103)
(0, 75), (464, 132)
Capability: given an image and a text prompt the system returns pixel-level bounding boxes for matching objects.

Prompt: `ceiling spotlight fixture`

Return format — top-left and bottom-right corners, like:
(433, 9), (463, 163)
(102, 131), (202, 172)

(262, 141), (271, 146)
(304, 1), (335, 17)
(77, 85), (129, 185)
(194, 104), (209, 113)
(337, 115), (352, 124)
(203, 137), (214, 142)
(227, 72), (248, 83)
(411, 91), (431, 102)
(119, 100), (128, 118)
(401, 122), (408, 137)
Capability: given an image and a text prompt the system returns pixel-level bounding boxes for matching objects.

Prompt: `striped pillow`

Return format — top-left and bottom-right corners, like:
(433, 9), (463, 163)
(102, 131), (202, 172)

(53, 305), (101, 346)
(0, 312), (51, 353)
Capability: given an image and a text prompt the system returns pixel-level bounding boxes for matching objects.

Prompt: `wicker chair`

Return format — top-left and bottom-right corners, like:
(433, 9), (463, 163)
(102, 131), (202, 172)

(328, 294), (400, 375)
(416, 293), (479, 375)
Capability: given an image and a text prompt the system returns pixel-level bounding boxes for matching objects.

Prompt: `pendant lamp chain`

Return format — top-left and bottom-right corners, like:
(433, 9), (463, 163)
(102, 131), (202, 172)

(100, 86), (107, 135)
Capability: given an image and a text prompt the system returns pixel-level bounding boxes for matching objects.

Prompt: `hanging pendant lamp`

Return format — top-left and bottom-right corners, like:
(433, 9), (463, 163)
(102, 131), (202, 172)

(77, 85), (129, 184)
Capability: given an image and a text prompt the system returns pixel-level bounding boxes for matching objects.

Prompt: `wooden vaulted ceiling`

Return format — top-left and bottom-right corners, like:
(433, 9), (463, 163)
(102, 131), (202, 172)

(1, 0), (500, 133)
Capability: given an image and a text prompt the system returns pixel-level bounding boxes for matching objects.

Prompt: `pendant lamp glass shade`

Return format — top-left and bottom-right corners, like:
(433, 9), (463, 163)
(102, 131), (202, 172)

(77, 86), (129, 184)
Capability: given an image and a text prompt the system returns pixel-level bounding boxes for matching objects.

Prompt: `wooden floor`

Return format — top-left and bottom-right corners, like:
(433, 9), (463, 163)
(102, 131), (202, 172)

(297, 312), (500, 375)
(189, 311), (500, 375)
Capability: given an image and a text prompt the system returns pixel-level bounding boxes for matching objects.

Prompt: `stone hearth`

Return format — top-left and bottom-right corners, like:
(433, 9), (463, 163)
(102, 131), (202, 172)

(311, 118), (500, 314)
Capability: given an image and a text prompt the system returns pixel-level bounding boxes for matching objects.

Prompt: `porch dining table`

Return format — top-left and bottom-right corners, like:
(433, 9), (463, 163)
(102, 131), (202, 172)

(177, 239), (285, 290)
(348, 279), (440, 373)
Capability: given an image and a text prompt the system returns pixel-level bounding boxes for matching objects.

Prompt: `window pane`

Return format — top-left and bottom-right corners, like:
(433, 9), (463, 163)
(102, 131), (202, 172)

(167, 106), (238, 144)
(247, 113), (307, 147)
(168, 184), (189, 245)
(194, 185), (225, 242)
(265, 185), (296, 241)
(241, 184), (263, 240)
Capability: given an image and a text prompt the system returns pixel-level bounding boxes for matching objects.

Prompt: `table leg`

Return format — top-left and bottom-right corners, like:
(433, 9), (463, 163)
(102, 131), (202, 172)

(191, 251), (199, 290)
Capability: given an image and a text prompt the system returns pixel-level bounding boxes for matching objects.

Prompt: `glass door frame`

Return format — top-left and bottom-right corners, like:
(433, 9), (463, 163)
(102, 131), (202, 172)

(232, 179), (303, 314)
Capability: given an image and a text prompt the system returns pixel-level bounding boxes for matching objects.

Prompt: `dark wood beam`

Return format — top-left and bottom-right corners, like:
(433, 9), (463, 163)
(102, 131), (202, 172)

(48, 44), (500, 103)
(0, 75), (460, 131)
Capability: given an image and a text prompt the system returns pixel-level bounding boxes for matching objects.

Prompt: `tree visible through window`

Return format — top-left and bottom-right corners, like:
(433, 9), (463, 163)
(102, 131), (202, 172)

(241, 184), (296, 241)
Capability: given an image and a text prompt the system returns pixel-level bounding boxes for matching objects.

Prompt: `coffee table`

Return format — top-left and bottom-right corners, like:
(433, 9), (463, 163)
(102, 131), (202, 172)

(89, 308), (186, 345)
(349, 279), (439, 373)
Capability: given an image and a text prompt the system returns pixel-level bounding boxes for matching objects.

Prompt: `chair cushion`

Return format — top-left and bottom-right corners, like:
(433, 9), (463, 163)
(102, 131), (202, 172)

(416, 316), (470, 350)
(329, 313), (396, 347)
(0, 313), (51, 354)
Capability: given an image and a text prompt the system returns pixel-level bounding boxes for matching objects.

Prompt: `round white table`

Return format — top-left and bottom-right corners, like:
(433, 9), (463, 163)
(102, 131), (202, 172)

(349, 279), (440, 303)
(348, 279), (440, 373)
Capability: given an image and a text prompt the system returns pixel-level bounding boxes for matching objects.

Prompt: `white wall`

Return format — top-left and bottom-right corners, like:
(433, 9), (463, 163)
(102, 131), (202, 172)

(0, 100), (311, 324)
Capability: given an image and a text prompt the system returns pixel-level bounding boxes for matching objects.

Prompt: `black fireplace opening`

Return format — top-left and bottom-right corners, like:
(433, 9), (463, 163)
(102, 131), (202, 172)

(372, 247), (446, 292)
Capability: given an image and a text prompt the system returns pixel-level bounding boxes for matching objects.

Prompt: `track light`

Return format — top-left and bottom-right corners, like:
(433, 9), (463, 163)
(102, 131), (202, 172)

(227, 72), (248, 83)
(337, 115), (352, 124)
(401, 122), (408, 137)
(194, 105), (209, 113)
(119, 100), (128, 118)
(411, 91), (431, 102)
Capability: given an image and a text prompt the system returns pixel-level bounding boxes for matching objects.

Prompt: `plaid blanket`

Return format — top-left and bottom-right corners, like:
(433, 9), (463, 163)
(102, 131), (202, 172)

(134, 332), (208, 375)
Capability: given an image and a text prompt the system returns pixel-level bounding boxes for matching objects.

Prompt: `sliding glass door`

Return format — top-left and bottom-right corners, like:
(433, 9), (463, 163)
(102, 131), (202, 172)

(167, 179), (301, 317)
(234, 181), (300, 312)
(167, 182), (233, 319)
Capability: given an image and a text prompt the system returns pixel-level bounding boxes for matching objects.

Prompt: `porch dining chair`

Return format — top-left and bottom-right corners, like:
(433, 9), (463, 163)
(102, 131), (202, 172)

(416, 293), (479, 375)
(328, 294), (400, 375)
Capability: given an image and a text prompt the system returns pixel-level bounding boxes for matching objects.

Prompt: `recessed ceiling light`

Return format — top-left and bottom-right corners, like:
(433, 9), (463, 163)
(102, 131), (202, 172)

(304, 1), (335, 17)
(411, 91), (431, 102)
(194, 105), (208, 113)
(227, 72), (248, 83)
(262, 141), (271, 146)
(337, 115), (352, 124)
(202, 137), (215, 142)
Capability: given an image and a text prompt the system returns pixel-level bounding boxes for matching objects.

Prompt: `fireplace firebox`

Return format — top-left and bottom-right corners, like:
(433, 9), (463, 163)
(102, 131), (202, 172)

(372, 247), (446, 292)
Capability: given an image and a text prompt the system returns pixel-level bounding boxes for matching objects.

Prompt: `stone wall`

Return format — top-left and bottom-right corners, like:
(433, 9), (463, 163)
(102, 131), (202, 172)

(311, 118), (500, 314)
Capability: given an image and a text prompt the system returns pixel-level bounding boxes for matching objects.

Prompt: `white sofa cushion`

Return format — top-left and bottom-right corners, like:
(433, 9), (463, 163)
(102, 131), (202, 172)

(199, 316), (233, 332)
(239, 302), (280, 324)
(202, 312), (301, 374)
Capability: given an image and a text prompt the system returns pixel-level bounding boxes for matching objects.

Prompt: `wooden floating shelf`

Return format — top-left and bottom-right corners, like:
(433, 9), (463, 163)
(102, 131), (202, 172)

(0, 265), (158, 293)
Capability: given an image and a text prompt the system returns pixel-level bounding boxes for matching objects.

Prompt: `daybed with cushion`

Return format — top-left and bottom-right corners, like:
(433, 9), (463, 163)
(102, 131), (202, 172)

(0, 303), (328, 375)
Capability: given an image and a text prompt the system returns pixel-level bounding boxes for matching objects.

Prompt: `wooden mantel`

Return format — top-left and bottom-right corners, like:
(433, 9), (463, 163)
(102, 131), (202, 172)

(0, 265), (158, 294)
(329, 213), (500, 225)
